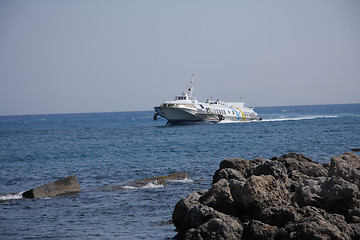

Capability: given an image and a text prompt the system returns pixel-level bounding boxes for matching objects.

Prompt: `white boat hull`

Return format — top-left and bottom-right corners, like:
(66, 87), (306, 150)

(155, 106), (260, 124)
(155, 107), (201, 122)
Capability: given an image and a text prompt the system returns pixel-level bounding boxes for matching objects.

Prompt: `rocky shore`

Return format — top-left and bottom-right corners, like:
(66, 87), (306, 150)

(172, 152), (360, 239)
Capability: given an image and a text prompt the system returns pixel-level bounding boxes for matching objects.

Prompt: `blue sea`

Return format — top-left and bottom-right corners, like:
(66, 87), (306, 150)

(1, 104), (359, 239)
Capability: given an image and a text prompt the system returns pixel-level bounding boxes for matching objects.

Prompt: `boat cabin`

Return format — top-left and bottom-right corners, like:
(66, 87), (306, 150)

(174, 92), (197, 101)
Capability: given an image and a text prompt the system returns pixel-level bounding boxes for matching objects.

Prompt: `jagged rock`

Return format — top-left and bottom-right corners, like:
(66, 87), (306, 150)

(319, 176), (360, 213)
(324, 213), (355, 240)
(212, 168), (245, 184)
(175, 204), (232, 239)
(172, 153), (360, 240)
(287, 169), (311, 184)
(258, 206), (298, 227)
(199, 179), (234, 214)
(172, 191), (205, 230)
(228, 179), (247, 203)
(323, 162), (331, 171)
(295, 177), (326, 207)
(295, 176), (360, 214)
(250, 160), (288, 180)
(350, 223), (360, 239)
(282, 206), (354, 240)
(218, 158), (251, 175)
(271, 152), (328, 177)
(239, 175), (290, 212)
(218, 158), (266, 178)
(347, 208), (360, 223)
(243, 220), (279, 240)
(22, 175), (81, 198)
(184, 216), (243, 240)
(328, 152), (360, 185)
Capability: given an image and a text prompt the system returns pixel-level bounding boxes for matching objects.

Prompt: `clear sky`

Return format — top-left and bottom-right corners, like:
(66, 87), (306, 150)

(1, 0), (359, 115)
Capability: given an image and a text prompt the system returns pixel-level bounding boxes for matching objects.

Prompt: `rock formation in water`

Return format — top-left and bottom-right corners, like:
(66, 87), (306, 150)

(22, 175), (81, 198)
(172, 152), (360, 239)
(98, 172), (190, 190)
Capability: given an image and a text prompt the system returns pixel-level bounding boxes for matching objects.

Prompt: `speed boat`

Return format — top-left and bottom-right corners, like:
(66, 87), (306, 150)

(153, 76), (261, 124)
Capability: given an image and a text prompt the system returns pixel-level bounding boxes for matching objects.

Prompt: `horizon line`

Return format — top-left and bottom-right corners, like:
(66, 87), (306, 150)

(0, 102), (359, 117)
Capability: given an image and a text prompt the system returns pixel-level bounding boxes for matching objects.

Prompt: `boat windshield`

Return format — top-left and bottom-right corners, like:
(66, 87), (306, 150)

(175, 96), (189, 100)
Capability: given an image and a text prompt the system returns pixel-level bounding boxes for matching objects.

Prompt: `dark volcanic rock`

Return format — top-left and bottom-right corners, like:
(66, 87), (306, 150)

(239, 175), (290, 212)
(184, 215), (243, 240)
(173, 152), (360, 240)
(282, 206), (354, 240)
(295, 175), (360, 214)
(212, 168), (245, 184)
(329, 152), (360, 185)
(271, 152), (328, 178)
(250, 160), (288, 180)
(243, 220), (279, 240)
(199, 179), (235, 214)
(172, 191), (205, 230)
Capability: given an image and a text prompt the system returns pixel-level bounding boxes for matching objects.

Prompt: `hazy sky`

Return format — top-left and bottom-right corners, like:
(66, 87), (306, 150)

(1, 0), (360, 115)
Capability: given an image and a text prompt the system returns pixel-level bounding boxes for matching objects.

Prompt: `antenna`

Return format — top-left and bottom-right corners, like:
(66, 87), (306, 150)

(189, 73), (195, 97)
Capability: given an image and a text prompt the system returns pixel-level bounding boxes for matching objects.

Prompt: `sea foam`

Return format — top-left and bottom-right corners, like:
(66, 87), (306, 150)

(262, 115), (337, 122)
(0, 192), (24, 201)
(167, 178), (194, 183)
(121, 181), (165, 190)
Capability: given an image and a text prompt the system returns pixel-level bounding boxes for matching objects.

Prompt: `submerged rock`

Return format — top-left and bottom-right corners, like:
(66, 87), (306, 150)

(137, 172), (190, 184)
(22, 175), (81, 198)
(172, 152), (360, 239)
(99, 172), (190, 190)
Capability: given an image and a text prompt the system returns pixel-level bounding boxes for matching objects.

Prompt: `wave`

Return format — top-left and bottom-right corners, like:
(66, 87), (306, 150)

(167, 178), (194, 183)
(119, 177), (193, 190)
(261, 115), (338, 122)
(121, 181), (165, 190)
(217, 119), (260, 124)
(217, 115), (338, 124)
(0, 192), (24, 201)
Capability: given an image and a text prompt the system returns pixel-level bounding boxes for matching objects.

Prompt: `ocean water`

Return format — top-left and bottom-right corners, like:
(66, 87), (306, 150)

(1, 103), (359, 239)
